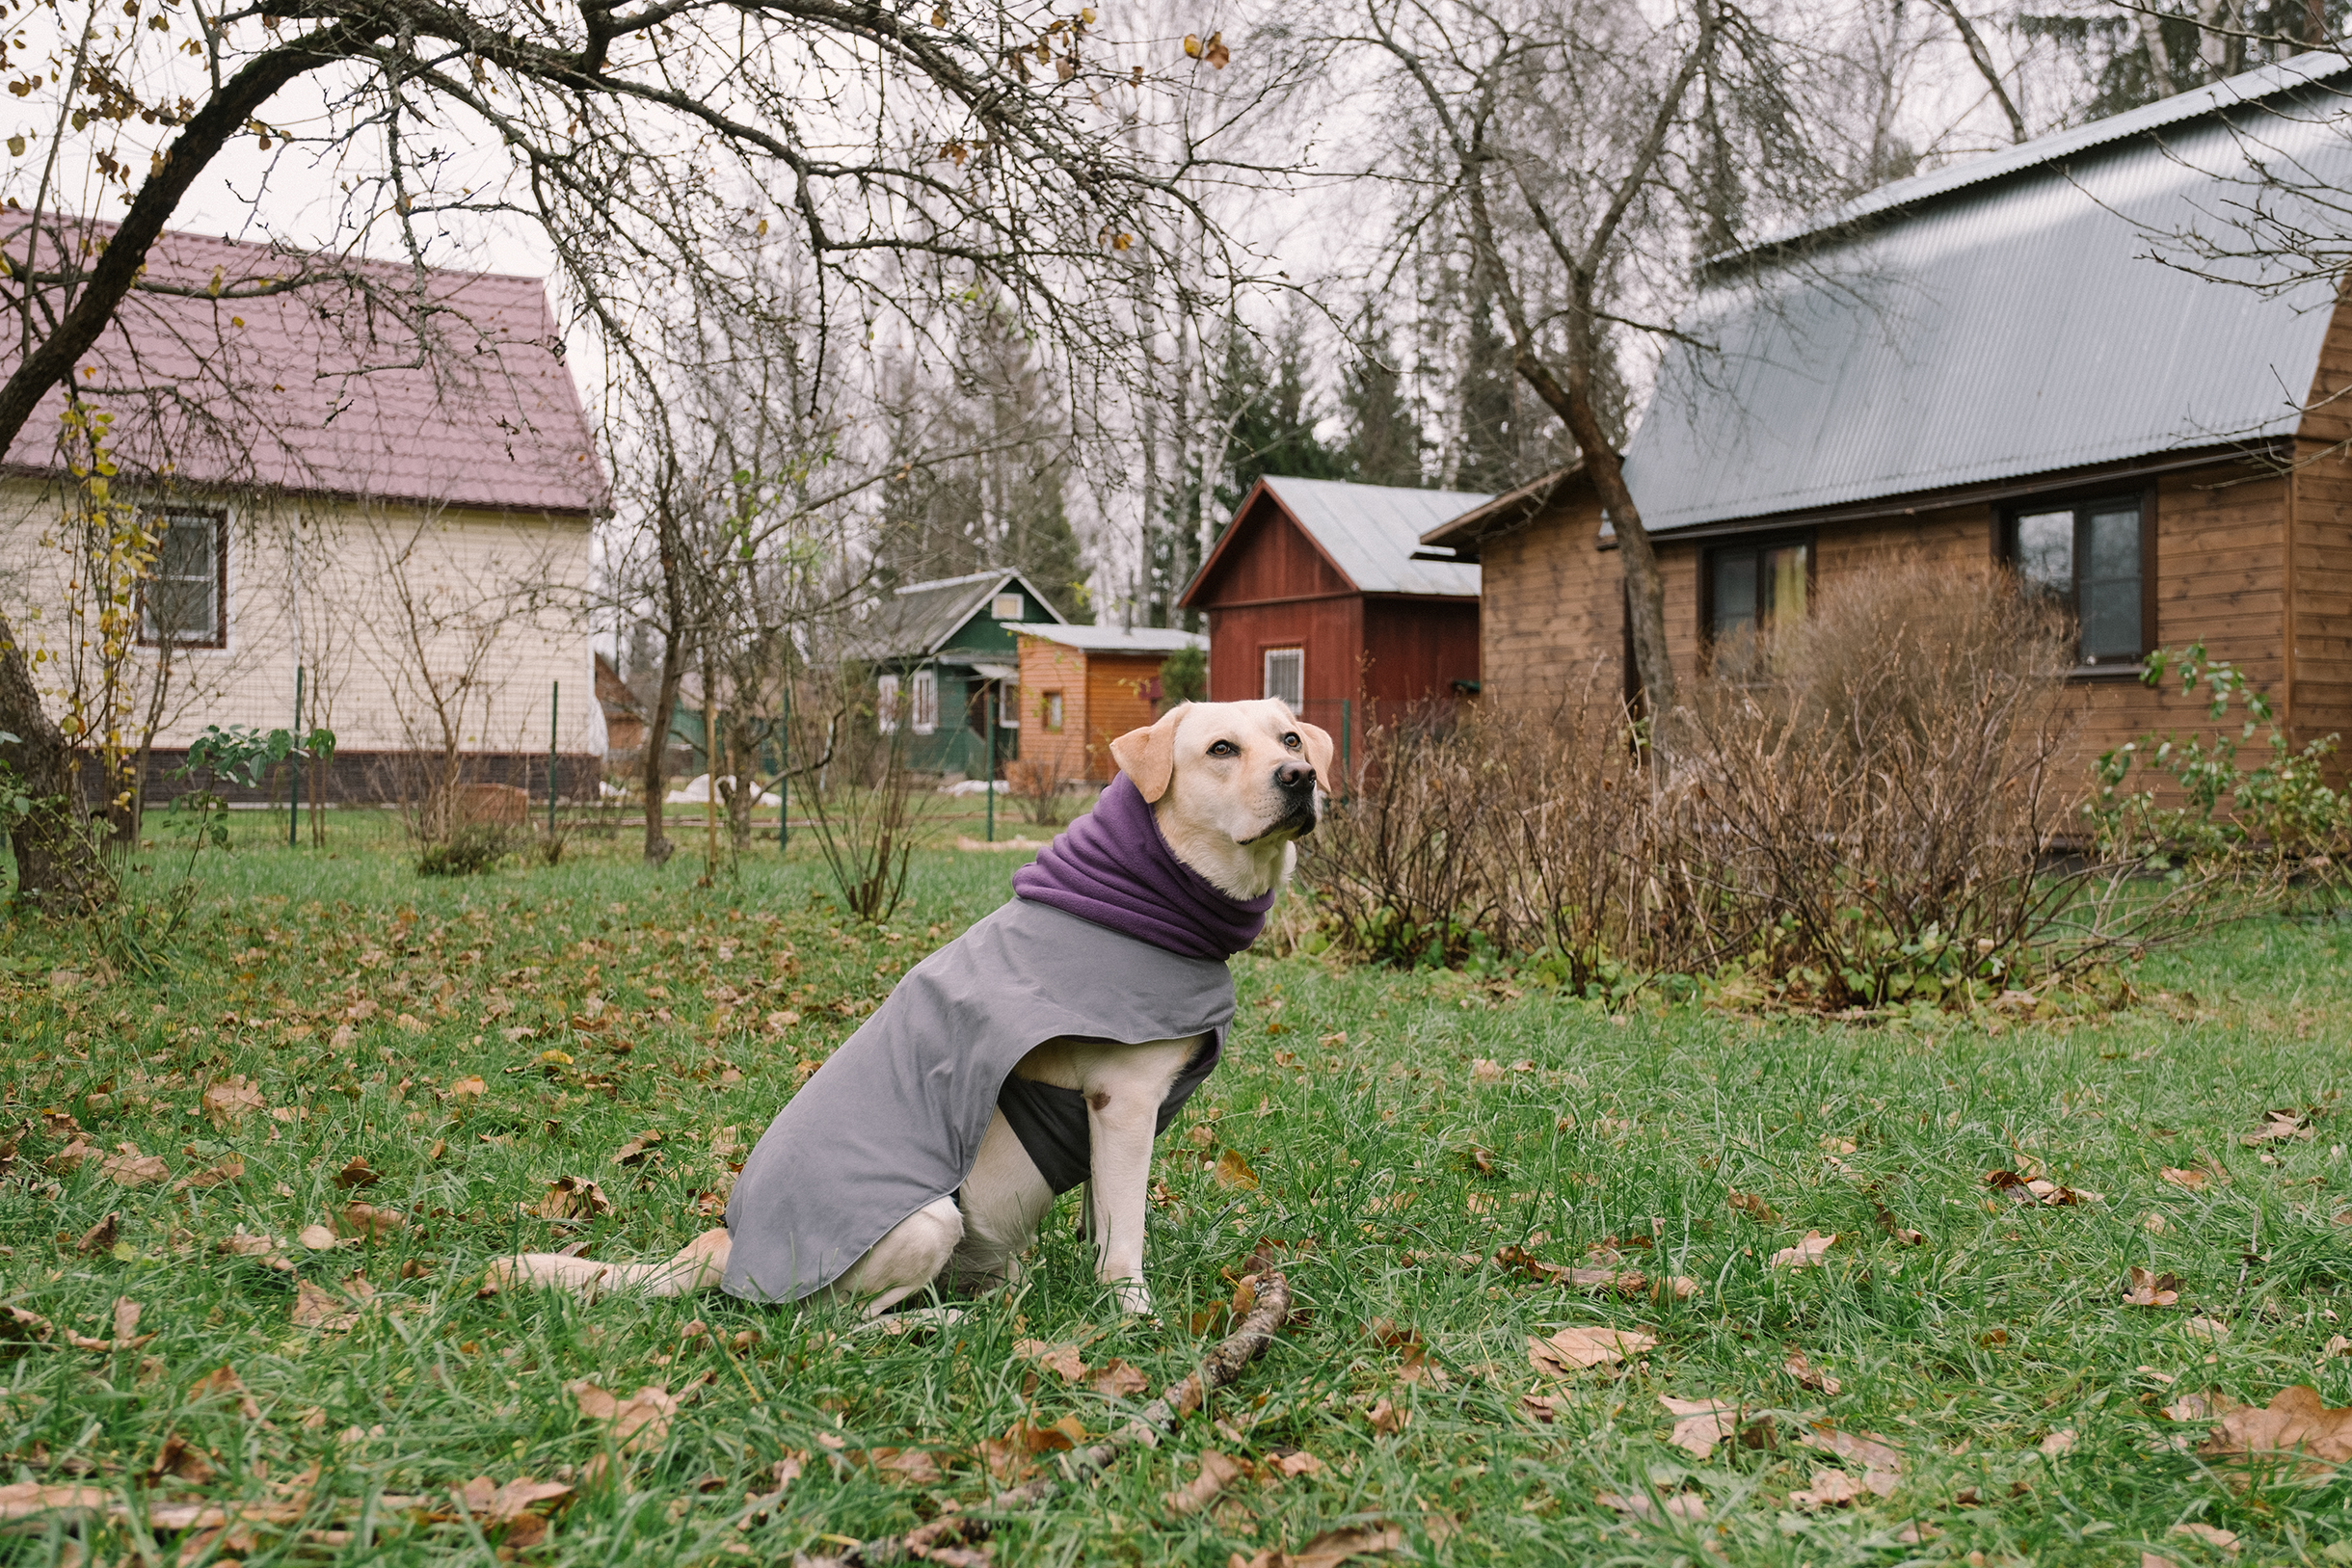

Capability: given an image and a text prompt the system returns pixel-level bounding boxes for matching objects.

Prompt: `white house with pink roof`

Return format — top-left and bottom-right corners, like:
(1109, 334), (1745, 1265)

(0, 214), (610, 807)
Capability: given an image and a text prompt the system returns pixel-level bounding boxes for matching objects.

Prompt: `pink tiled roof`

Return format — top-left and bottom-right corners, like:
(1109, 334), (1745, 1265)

(0, 216), (607, 515)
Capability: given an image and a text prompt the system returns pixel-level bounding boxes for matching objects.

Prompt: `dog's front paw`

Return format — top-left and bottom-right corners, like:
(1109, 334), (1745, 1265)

(1110, 1279), (1154, 1316)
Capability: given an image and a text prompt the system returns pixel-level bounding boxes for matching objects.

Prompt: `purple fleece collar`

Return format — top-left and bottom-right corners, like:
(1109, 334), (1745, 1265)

(1011, 774), (1274, 960)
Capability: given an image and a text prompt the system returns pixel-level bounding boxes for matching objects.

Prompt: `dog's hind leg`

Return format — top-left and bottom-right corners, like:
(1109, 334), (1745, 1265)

(950, 1111), (1054, 1292)
(829, 1196), (963, 1317)
(486, 1227), (730, 1300)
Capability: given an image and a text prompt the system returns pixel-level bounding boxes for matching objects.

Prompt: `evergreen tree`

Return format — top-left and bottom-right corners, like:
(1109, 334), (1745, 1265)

(1339, 306), (1425, 488)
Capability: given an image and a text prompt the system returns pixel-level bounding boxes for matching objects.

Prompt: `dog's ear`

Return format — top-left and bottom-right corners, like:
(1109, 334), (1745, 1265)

(1296, 719), (1336, 783)
(1110, 705), (1187, 803)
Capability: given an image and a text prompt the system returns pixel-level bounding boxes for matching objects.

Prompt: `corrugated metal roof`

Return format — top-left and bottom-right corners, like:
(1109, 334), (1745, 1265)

(1623, 62), (2352, 534)
(860, 568), (1068, 660)
(1008, 623), (1205, 652)
(1257, 476), (1489, 597)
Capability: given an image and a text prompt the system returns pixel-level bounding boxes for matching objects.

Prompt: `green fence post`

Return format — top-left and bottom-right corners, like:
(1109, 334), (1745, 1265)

(779, 678), (789, 853)
(986, 687), (997, 843)
(289, 665), (303, 848)
(548, 681), (560, 837)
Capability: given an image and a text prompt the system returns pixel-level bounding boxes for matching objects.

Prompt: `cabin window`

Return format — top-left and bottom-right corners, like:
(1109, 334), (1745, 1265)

(1042, 690), (1064, 731)
(138, 508), (227, 649)
(910, 668), (939, 733)
(1263, 648), (1304, 708)
(2004, 495), (2150, 666)
(992, 592), (1024, 620)
(997, 680), (1019, 729)
(876, 674), (900, 733)
(1704, 537), (1808, 674)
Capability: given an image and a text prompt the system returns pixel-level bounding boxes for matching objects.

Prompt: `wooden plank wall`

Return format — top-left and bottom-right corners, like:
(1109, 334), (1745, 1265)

(1361, 598), (1481, 702)
(2292, 290), (2352, 756)
(1190, 496), (1352, 606)
(1084, 654), (1165, 780)
(1203, 598), (1362, 704)
(1015, 636), (1090, 783)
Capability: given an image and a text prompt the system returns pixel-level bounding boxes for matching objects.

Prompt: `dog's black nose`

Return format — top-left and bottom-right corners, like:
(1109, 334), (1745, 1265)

(1276, 760), (1316, 793)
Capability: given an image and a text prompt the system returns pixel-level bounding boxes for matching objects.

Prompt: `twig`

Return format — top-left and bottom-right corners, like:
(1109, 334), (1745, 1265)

(803, 1272), (1294, 1567)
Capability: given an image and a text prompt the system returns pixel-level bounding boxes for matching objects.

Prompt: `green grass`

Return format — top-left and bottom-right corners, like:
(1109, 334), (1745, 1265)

(4, 824), (2352, 1566)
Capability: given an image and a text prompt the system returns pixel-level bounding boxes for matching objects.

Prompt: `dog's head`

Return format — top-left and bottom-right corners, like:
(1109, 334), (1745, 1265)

(1109, 700), (1335, 899)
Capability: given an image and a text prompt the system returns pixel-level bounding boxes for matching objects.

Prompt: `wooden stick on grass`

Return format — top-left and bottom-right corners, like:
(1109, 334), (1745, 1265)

(803, 1270), (1295, 1567)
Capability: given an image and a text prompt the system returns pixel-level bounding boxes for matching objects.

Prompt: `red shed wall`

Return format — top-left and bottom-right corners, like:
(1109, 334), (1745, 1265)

(1189, 498), (1353, 607)
(1203, 598), (1363, 704)
(1361, 598), (1481, 704)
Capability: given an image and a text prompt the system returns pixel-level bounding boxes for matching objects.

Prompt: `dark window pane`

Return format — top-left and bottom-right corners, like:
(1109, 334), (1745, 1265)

(2080, 505), (2143, 660)
(147, 579), (213, 640)
(2015, 511), (2071, 595)
(157, 517), (215, 578)
(1712, 551), (1757, 637)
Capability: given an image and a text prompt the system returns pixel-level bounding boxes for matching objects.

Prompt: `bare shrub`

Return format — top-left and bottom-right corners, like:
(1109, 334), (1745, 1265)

(1005, 755), (1080, 828)
(799, 680), (938, 923)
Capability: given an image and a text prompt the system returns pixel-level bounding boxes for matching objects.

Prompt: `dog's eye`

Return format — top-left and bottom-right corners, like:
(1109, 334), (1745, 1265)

(1281, 732), (1300, 749)
(1208, 739), (1238, 757)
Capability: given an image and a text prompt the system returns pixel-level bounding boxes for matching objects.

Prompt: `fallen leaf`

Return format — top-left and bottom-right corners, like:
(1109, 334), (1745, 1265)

(334, 1156), (379, 1189)
(1365, 1396), (1409, 1435)
(1783, 1351), (1840, 1395)
(201, 1077), (267, 1130)
(2163, 1391), (2234, 1422)
(1167, 1449), (1244, 1514)
(2184, 1316), (2229, 1341)
(533, 1177), (611, 1220)
(1088, 1359), (1149, 1398)
(455, 1475), (573, 1526)
(1596, 1490), (1707, 1521)
(1268, 1449), (1324, 1477)
(1215, 1150), (1259, 1189)
(189, 1365), (264, 1421)
(1660, 1395), (1740, 1460)
(1769, 1231), (1835, 1269)
(2241, 1112), (2311, 1146)
(74, 1213), (118, 1254)
(1470, 1058), (1505, 1084)
(290, 1277), (373, 1332)
(448, 1076), (488, 1099)
(2165, 1523), (2240, 1554)
(866, 1447), (943, 1485)
(1520, 1393), (1572, 1424)
(2322, 1334), (2350, 1360)
(1798, 1424), (1903, 1472)
(611, 1131), (664, 1167)
(98, 1145), (168, 1187)
(2198, 1384), (2352, 1473)
(567, 1380), (677, 1452)
(296, 1224), (338, 1251)
(2040, 1428), (2076, 1456)
(0, 1482), (112, 1519)
(1528, 1324), (1657, 1377)
(147, 1432), (217, 1485)
(336, 1203), (406, 1240)
(1013, 1339), (1089, 1381)
(2159, 1167), (2208, 1191)
(2125, 1266), (2182, 1307)
(1727, 1191), (1779, 1223)
(1232, 1524), (1408, 1568)
(1788, 1465), (1896, 1508)
(175, 1153), (245, 1190)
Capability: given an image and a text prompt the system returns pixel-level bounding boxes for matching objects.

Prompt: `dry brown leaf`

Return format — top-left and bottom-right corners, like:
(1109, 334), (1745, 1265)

(1784, 1351), (1840, 1395)
(1470, 1058), (1506, 1084)
(1596, 1490), (1707, 1521)
(2159, 1167), (2208, 1191)
(611, 1131), (664, 1167)
(1215, 1150), (1260, 1189)
(448, 1076), (488, 1099)
(2040, 1428), (2077, 1456)
(190, 1365), (264, 1421)
(74, 1213), (118, 1254)
(0, 1482), (112, 1519)
(1088, 1359), (1149, 1398)
(290, 1277), (373, 1333)
(296, 1224), (338, 1251)
(175, 1154), (245, 1190)
(1012, 1339), (1090, 1381)
(1727, 1190), (1780, 1223)
(1167, 1450), (1244, 1514)
(2241, 1112), (2312, 1146)
(1659, 1396), (1740, 1460)
(2125, 1266), (2182, 1308)
(1365, 1396), (1409, 1435)
(337, 1203), (407, 1240)
(2168, 1523), (2239, 1554)
(2163, 1391), (2235, 1422)
(1788, 1465), (1896, 1508)
(2321, 1334), (2351, 1361)
(1268, 1449), (1324, 1478)
(455, 1475), (574, 1525)
(148, 1431), (218, 1485)
(99, 1146), (168, 1187)
(866, 1448), (944, 1485)
(201, 1078), (267, 1130)
(1230, 1523), (1409, 1568)
(1529, 1325), (1657, 1377)
(1798, 1424), (1904, 1472)
(1770, 1231), (1836, 1269)
(533, 1176), (611, 1220)
(567, 1380), (678, 1452)
(43, 1138), (93, 1175)
(2184, 1316), (2230, 1342)
(334, 1156), (380, 1189)
(2198, 1384), (2352, 1473)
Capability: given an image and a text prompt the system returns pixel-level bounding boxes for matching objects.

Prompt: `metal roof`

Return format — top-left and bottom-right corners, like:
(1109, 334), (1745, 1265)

(1253, 476), (1488, 597)
(861, 568), (1067, 660)
(1622, 57), (2352, 534)
(1007, 623), (1205, 653)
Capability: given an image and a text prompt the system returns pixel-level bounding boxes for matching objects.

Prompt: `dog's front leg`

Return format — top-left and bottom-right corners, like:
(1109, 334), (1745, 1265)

(1083, 1086), (1161, 1315)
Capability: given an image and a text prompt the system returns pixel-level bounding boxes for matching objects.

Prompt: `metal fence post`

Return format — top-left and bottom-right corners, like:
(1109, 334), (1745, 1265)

(549, 681), (560, 837)
(779, 677), (789, 853)
(289, 666), (303, 848)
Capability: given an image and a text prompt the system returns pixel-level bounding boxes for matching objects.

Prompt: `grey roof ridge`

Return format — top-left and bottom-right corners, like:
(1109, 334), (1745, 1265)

(1710, 49), (2352, 273)
(893, 566), (1020, 595)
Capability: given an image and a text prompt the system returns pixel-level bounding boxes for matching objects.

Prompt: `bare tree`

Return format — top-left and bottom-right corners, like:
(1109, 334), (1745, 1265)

(1332, 0), (1829, 724)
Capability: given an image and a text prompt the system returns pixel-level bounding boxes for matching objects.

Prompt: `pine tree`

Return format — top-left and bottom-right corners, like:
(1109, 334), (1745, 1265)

(1339, 306), (1424, 488)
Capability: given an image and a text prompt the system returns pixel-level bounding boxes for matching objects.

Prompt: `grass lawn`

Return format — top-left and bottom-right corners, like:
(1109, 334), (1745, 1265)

(4, 815), (2352, 1567)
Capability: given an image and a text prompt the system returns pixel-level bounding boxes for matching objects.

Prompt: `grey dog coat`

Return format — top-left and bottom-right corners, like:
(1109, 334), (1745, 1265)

(720, 898), (1236, 1303)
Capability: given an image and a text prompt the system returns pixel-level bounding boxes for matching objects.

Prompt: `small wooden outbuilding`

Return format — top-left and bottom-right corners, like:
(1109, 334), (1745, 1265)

(1177, 477), (1488, 748)
(1007, 623), (1206, 784)
(862, 568), (1067, 776)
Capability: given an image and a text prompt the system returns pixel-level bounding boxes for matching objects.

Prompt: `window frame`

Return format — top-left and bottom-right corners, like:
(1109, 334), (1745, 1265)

(1262, 646), (1304, 708)
(991, 592), (1024, 620)
(910, 667), (939, 734)
(1997, 486), (2158, 673)
(1698, 530), (1815, 671)
(1042, 690), (1064, 732)
(996, 679), (1019, 730)
(136, 506), (229, 651)
(876, 673), (900, 732)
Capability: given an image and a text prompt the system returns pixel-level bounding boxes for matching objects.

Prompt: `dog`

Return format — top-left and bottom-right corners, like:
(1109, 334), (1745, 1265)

(489, 698), (1331, 1316)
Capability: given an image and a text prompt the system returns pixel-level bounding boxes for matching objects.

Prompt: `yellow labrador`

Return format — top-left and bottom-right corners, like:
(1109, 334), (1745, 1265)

(488, 698), (1331, 1316)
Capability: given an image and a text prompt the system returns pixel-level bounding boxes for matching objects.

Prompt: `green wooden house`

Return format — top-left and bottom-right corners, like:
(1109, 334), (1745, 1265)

(865, 569), (1070, 776)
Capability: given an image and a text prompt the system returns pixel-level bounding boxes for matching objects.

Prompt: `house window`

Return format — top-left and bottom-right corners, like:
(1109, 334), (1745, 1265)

(138, 508), (227, 649)
(1708, 539), (1809, 645)
(876, 674), (900, 732)
(992, 592), (1024, 620)
(2005, 496), (2150, 666)
(1043, 691), (1064, 732)
(910, 668), (939, 734)
(1263, 648), (1304, 708)
(997, 680), (1019, 729)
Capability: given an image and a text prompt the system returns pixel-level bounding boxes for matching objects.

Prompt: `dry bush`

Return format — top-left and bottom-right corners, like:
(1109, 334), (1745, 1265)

(1303, 566), (2205, 1009)
(1005, 754), (1080, 827)
(797, 678), (938, 923)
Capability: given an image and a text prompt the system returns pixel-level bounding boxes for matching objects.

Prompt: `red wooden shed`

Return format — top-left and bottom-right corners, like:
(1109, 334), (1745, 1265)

(1177, 476), (1489, 746)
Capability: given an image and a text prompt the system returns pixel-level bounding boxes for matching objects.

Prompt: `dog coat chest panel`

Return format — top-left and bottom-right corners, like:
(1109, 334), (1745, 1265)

(721, 898), (1237, 1303)
(994, 1034), (1222, 1195)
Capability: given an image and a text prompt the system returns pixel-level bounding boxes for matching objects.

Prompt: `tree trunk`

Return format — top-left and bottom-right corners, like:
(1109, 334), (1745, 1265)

(1510, 351), (1681, 722)
(0, 611), (109, 912)
(641, 483), (689, 865)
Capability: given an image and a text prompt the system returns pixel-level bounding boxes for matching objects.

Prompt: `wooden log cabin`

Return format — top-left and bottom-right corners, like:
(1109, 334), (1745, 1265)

(1425, 53), (2352, 774)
